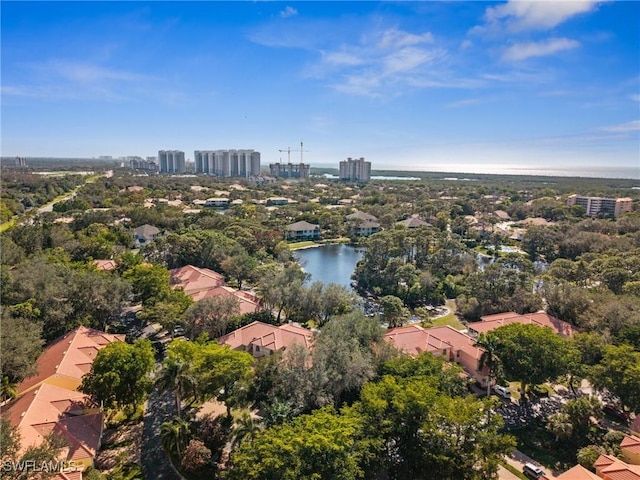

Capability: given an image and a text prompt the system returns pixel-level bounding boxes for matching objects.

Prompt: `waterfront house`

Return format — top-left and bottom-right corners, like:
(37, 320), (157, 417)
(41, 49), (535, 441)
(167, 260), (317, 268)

(286, 221), (321, 241)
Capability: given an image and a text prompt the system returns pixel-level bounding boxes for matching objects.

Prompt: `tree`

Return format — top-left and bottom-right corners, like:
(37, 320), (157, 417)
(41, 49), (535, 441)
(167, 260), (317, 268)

(476, 334), (504, 397)
(590, 344), (640, 413)
(161, 416), (191, 457)
(0, 312), (43, 383)
(123, 263), (171, 306)
(546, 412), (574, 442)
(221, 252), (258, 290)
(227, 407), (371, 480)
(577, 445), (604, 470)
(230, 411), (263, 449)
(80, 339), (155, 412)
(183, 295), (241, 339)
(181, 439), (212, 473)
(156, 358), (196, 417)
(380, 295), (408, 328)
(487, 324), (571, 397)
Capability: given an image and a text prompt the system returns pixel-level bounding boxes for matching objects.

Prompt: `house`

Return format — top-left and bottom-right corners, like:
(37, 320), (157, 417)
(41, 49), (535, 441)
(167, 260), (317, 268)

(397, 215), (431, 229)
(17, 326), (125, 395)
(93, 259), (116, 271)
(631, 416), (640, 436)
(219, 321), (314, 358)
(170, 265), (226, 296)
(286, 221), (321, 241)
(204, 197), (230, 208)
(346, 211), (381, 237)
(169, 265), (260, 314)
(551, 465), (600, 479)
(383, 325), (487, 386)
(266, 197), (289, 206)
(593, 454), (640, 480)
(4, 326), (124, 474)
(132, 224), (161, 247)
(621, 434), (640, 465)
(467, 311), (576, 338)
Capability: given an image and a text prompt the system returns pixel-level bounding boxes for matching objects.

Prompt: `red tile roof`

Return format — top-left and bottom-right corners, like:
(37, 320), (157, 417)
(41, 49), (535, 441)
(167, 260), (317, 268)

(621, 434), (640, 457)
(383, 324), (482, 360)
(93, 259), (117, 271)
(3, 383), (102, 460)
(17, 326), (125, 395)
(170, 265), (226, 295)
(468, 311), (576, 337)
(555, 465), (600, 479)
(595, 454), (640, 480)
(219, 321), (313, 352)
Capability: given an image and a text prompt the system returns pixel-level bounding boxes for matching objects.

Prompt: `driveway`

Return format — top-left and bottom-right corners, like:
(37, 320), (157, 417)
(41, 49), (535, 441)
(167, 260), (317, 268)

(140, 383), (181, 480)
(498, 465), (523, 480)
(506, 450), (559, 480)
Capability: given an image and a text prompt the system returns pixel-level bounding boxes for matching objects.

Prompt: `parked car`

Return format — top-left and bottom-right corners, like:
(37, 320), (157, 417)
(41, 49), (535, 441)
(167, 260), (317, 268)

(602, 404), (629, 422)
(523, 463), (543, 478)
(172, 325), (185, 338)
(493, 385), (511, 399)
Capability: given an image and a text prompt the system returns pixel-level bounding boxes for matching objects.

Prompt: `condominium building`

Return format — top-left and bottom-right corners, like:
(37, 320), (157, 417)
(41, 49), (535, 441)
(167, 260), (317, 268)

(567, 194), (633, 218)
(129, 156), (158, 172)
(194, 149), (261, 178)
(339, 157), (371, 182)
(269, 162), (310, 179)
(158, 150), (186, 173)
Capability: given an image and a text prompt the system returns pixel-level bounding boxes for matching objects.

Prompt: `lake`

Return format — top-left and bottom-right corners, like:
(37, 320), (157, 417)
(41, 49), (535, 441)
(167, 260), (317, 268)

(294, 244), (364, 289)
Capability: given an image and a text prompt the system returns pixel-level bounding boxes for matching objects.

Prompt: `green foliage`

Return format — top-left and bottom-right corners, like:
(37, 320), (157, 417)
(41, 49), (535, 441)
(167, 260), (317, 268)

(0, 311), (43, 383)
(487, 323), (572, 395)
(590, 344), (640, 413)
(80, 339), (155, 411)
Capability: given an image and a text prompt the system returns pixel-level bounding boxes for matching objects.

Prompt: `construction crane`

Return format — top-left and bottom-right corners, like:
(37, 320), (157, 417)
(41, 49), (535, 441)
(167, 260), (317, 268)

(278, 141), (310, 164)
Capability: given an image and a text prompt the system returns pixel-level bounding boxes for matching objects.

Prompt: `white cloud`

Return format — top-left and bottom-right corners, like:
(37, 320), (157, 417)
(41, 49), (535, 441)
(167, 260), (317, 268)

(502, 38), (580, 61)
(600, 120), (640, 133)
(446, 98), (482, 108)
(321, 51), (366, 67)
(378, 29), (434, 48)
(30, 60), (150, 84)
(631, 94), (640, 102)
(279, 6), (298, 19)
(477, 0), (602, 33)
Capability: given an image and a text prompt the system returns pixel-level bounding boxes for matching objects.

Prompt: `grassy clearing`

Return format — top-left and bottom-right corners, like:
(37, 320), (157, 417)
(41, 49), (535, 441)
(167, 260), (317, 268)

(288, 241), (318, 250)
(432, 314), (465, 330)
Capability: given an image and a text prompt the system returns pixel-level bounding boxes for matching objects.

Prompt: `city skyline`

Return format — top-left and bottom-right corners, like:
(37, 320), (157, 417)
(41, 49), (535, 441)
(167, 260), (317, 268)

(1, 1), (639, 178)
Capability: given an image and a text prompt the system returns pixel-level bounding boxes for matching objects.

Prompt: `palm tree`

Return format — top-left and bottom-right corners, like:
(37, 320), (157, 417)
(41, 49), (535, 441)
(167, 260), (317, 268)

(160, 416), (190, 457)
(230, 411), (263, 449)
(476, 334), (504, 397)
(546, 412), (574, 442)
(1, 376), (18, 402)
(156, 358), (196, 417)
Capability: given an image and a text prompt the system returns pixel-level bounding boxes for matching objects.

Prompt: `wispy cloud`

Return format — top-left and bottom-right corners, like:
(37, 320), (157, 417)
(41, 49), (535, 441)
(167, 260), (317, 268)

(279, 6), (298, 19)
(446, 98), (482, 108)
(502, 38), (580, 61)
(30, 60), (151, 83)
(473, 0), (602, 34)
(600, 120), (640, 133)
(631, 94), (640, 103)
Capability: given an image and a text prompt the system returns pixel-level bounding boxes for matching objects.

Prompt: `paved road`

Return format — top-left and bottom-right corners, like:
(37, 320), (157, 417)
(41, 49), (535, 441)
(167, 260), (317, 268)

(498, 465), (523, 480)
(141, 385), (181, 480)
(506, 450), (559, 480)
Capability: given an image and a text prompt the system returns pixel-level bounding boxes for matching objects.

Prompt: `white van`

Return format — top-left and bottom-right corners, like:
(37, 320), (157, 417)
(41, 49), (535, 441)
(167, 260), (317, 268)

(523, 463), (543, 478)
(493, 385), (511, 399)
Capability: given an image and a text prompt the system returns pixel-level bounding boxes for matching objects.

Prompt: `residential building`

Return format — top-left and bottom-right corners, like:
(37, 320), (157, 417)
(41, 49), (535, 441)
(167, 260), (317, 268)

(194, 149), (261, 177)
(219, 321), (313, 358)
(158, 150), (186, 174)
(266, 197), (289, 206)
(169, 265), (260, 314)
(621, 434), (640, 465)
(593, 454), (640, 480)
(567, 195), (633, 218)
(339, 157), (371, 182)
(397, 215), (431, 229)
(383, 325), (488, 386)
(129, 156), (158, 172)
(467, 311), (576, 338)
(551, 465), (600, 480)
(204, 197), (230, 208)
(286, 221), (321, 241)
(346, 211), (381, 237)
(4, 326), (124, 473)
(269, 162), (310, 179)
(132, 224), (161, 247)
(93, 259), (117, 271)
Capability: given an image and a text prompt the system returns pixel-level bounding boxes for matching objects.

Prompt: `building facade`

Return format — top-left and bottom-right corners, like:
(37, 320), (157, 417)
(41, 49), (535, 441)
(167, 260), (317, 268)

(158, 150), (186, 173)
(269, 162), (310, 179)
(194, 149), (261, 177)
(567, 194), (633, 218)
(339, 157), (371, 182)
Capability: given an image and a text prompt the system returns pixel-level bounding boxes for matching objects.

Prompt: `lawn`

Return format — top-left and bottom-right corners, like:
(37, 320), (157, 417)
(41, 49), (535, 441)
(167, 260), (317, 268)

(431, 299), (465, 330)
(288, 241), (318, 250)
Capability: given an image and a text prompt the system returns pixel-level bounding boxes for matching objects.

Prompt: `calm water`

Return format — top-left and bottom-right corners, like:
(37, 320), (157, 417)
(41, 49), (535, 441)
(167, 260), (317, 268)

(294, 244), (364, 289)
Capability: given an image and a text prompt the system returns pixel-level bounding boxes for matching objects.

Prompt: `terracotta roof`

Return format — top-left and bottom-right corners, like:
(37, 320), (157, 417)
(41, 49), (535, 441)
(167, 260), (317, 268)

(469, 311), (576, 338)
(555, 465), (600, 479)
(93, 259), (117, 271)
(170, 265), (226, 295)
(595, 454), (640, 480)
(621, 434), (640, 457)
(192, 286), (261, 315)
(219, 321), (313, 352)
(383, 325), (482, 360)
(4, 383), (102, 459)
(18, 326), (125, 395)
(631, 416), (640, 436)
(287, 221), (320, 231)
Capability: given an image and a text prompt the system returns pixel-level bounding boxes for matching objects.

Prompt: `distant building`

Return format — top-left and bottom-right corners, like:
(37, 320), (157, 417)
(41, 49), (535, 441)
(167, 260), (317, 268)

(346, 211), (381, 237)
(204, 197), (230, 208)
(129, 156), (158, 172)
(158, 150), (186, 173)
(339, 157), (371, 182)
(269, 162), (310, 179)
(132, 224), (161, 247)
(286, 221), (321, 241)
(397, 216), (431, 229)
(567, 194), (633, 218)
(194, 149), (260, 177)
(467, 311), (576, 338)
(15, 156), (27, 167)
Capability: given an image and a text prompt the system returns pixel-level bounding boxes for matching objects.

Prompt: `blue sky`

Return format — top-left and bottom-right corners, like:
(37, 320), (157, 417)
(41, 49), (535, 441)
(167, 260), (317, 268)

(2, 1), (639, 177)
